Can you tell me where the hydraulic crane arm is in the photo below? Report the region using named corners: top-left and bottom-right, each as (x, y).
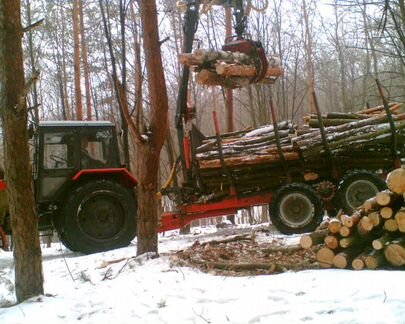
top-left (175, 0), bottom-right (268, 183)
top-left (175, 0), bottom-right (246, 129)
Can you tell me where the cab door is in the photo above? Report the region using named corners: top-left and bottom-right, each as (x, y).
top-left (36, 129), bottom-right (78, 203)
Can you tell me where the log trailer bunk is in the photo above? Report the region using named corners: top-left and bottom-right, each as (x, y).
top-left (158, 0), bottom-right (390, 234)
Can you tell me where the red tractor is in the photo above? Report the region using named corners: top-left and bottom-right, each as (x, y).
top-left (0, 121), bottom-right (138, 254)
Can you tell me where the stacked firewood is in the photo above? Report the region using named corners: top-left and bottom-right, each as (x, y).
top-left (300, 168), bottom-right (405, 269)
top-left (179, 49), bottom-right (283, 88)
top-left (195, 103), bottom-right (405, 197)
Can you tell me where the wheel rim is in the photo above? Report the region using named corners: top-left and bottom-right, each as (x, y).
top-left (78, 191), bottom-right (125, 240)
top-left (279, 192), bottom-right (314, 228)
top-left (345, 180), bottom-right (378, 210)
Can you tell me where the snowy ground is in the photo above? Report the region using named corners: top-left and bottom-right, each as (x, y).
top-left (1, 225), bottom-right (405, 324)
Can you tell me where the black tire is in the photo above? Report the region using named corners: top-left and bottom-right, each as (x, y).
top-left (269, 183), bottom-right (324, 234)
top-left (336, 170), bottom-right (386, 214)
top-left (56, 180), bottom-right (137, 254)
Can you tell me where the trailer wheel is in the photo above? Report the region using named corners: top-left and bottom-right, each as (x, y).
top-left (269, 183), bottom-right (324, 234)
top-left (57, 180), bottom-right (137, 254)
top-left (336, 170), bottom-right (386, 214)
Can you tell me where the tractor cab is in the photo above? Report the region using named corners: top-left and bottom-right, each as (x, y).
top-left (33, 121), bottom-right (121, 204)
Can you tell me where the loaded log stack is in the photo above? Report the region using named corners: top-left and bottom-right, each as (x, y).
top-left (301, 168), bottom-right (405, 269)
top-left (195, 102), bottom-right (405, 199)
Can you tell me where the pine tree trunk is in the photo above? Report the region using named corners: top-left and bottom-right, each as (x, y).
top-left (73, 0), bottom-right (83, 120)
top-left (302, 0), bottom-right (315, 113)
top-left (24, 0), bottom-right (39, 124)
top-left (0, 1), bottom-right (44, 303)
top-left (137, 146), bottom-right (160, 254)
top-left (78, 0), bottom-right (92, 120)
top-left (60, 5), bottom-right (72, 120)
top-left (136, 0), bottom-right (169, 255)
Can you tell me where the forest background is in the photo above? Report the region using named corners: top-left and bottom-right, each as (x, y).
top-left (13, 0), bottom-right (405, 188)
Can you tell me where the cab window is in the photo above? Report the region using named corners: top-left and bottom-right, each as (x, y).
top-left (81, 129), bottom-right (114, 168)
top-left (43, 133), bottom-right (74, 169)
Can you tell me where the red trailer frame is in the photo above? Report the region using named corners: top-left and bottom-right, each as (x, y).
top-left (159, 192), bottom-right (273, 232)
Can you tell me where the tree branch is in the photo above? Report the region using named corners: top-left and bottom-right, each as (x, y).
top-left (115, 77), bottom-right (146, 145)
top-left (23, 18), bottom-right (44, 33)
top-left (16, 70), bottom-right (40, 112)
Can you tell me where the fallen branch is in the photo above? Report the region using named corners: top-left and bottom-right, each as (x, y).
top-left (97, 257), bottom-right (127, 269)
top-left (194, 234), bottom-right (252, 248)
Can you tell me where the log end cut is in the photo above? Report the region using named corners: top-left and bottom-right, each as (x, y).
top-left (384, 243), bottom-right (405, 266)
top-left (316, 247), bottom-right (335, 268)
top-left (386, 168), bottom-right (405, 195)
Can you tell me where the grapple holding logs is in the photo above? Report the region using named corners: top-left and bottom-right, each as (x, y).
top-left (221, 38), bottom-right (269, 84)
top-left (177, 0), bottom-right (281, 88)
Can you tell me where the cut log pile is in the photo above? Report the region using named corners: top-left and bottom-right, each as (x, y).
top-left (179, 49), bottom-right (283, 88)
top-left (195, 103), bottom-right (405, 198)
top-left (300, 168), bottom-right (405, 269)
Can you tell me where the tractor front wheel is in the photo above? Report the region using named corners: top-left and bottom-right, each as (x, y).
top-left (56, 180), bottom-right (137, 254)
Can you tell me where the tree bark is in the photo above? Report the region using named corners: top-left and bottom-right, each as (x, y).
top-left (0, 1), bottom-right (44, 303)
top-left (302, 0), bottom-right (315, 113)
top-left (24, 0), bottom-right (39, 124)
top-left (73, 0), bottom-right (83, 120)
top-left (136, 0), bottom-right (169, 255)
top-left (78, 0), bottom-right (92, 120)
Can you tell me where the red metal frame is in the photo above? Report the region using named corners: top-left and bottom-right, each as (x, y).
top-left (159, 192), bottom-right (273, 232)
top-left (72, 168), bottom-right (138, 186)
top-left (0, 180), bottom-right (6, 191)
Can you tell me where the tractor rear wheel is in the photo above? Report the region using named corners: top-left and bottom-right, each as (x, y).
top-left (56, 180), bottom-right (137, 254)
top-left (336, 169), bottom-right (386, 214)
top-left (269, 183), bottom-right (324, 234)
